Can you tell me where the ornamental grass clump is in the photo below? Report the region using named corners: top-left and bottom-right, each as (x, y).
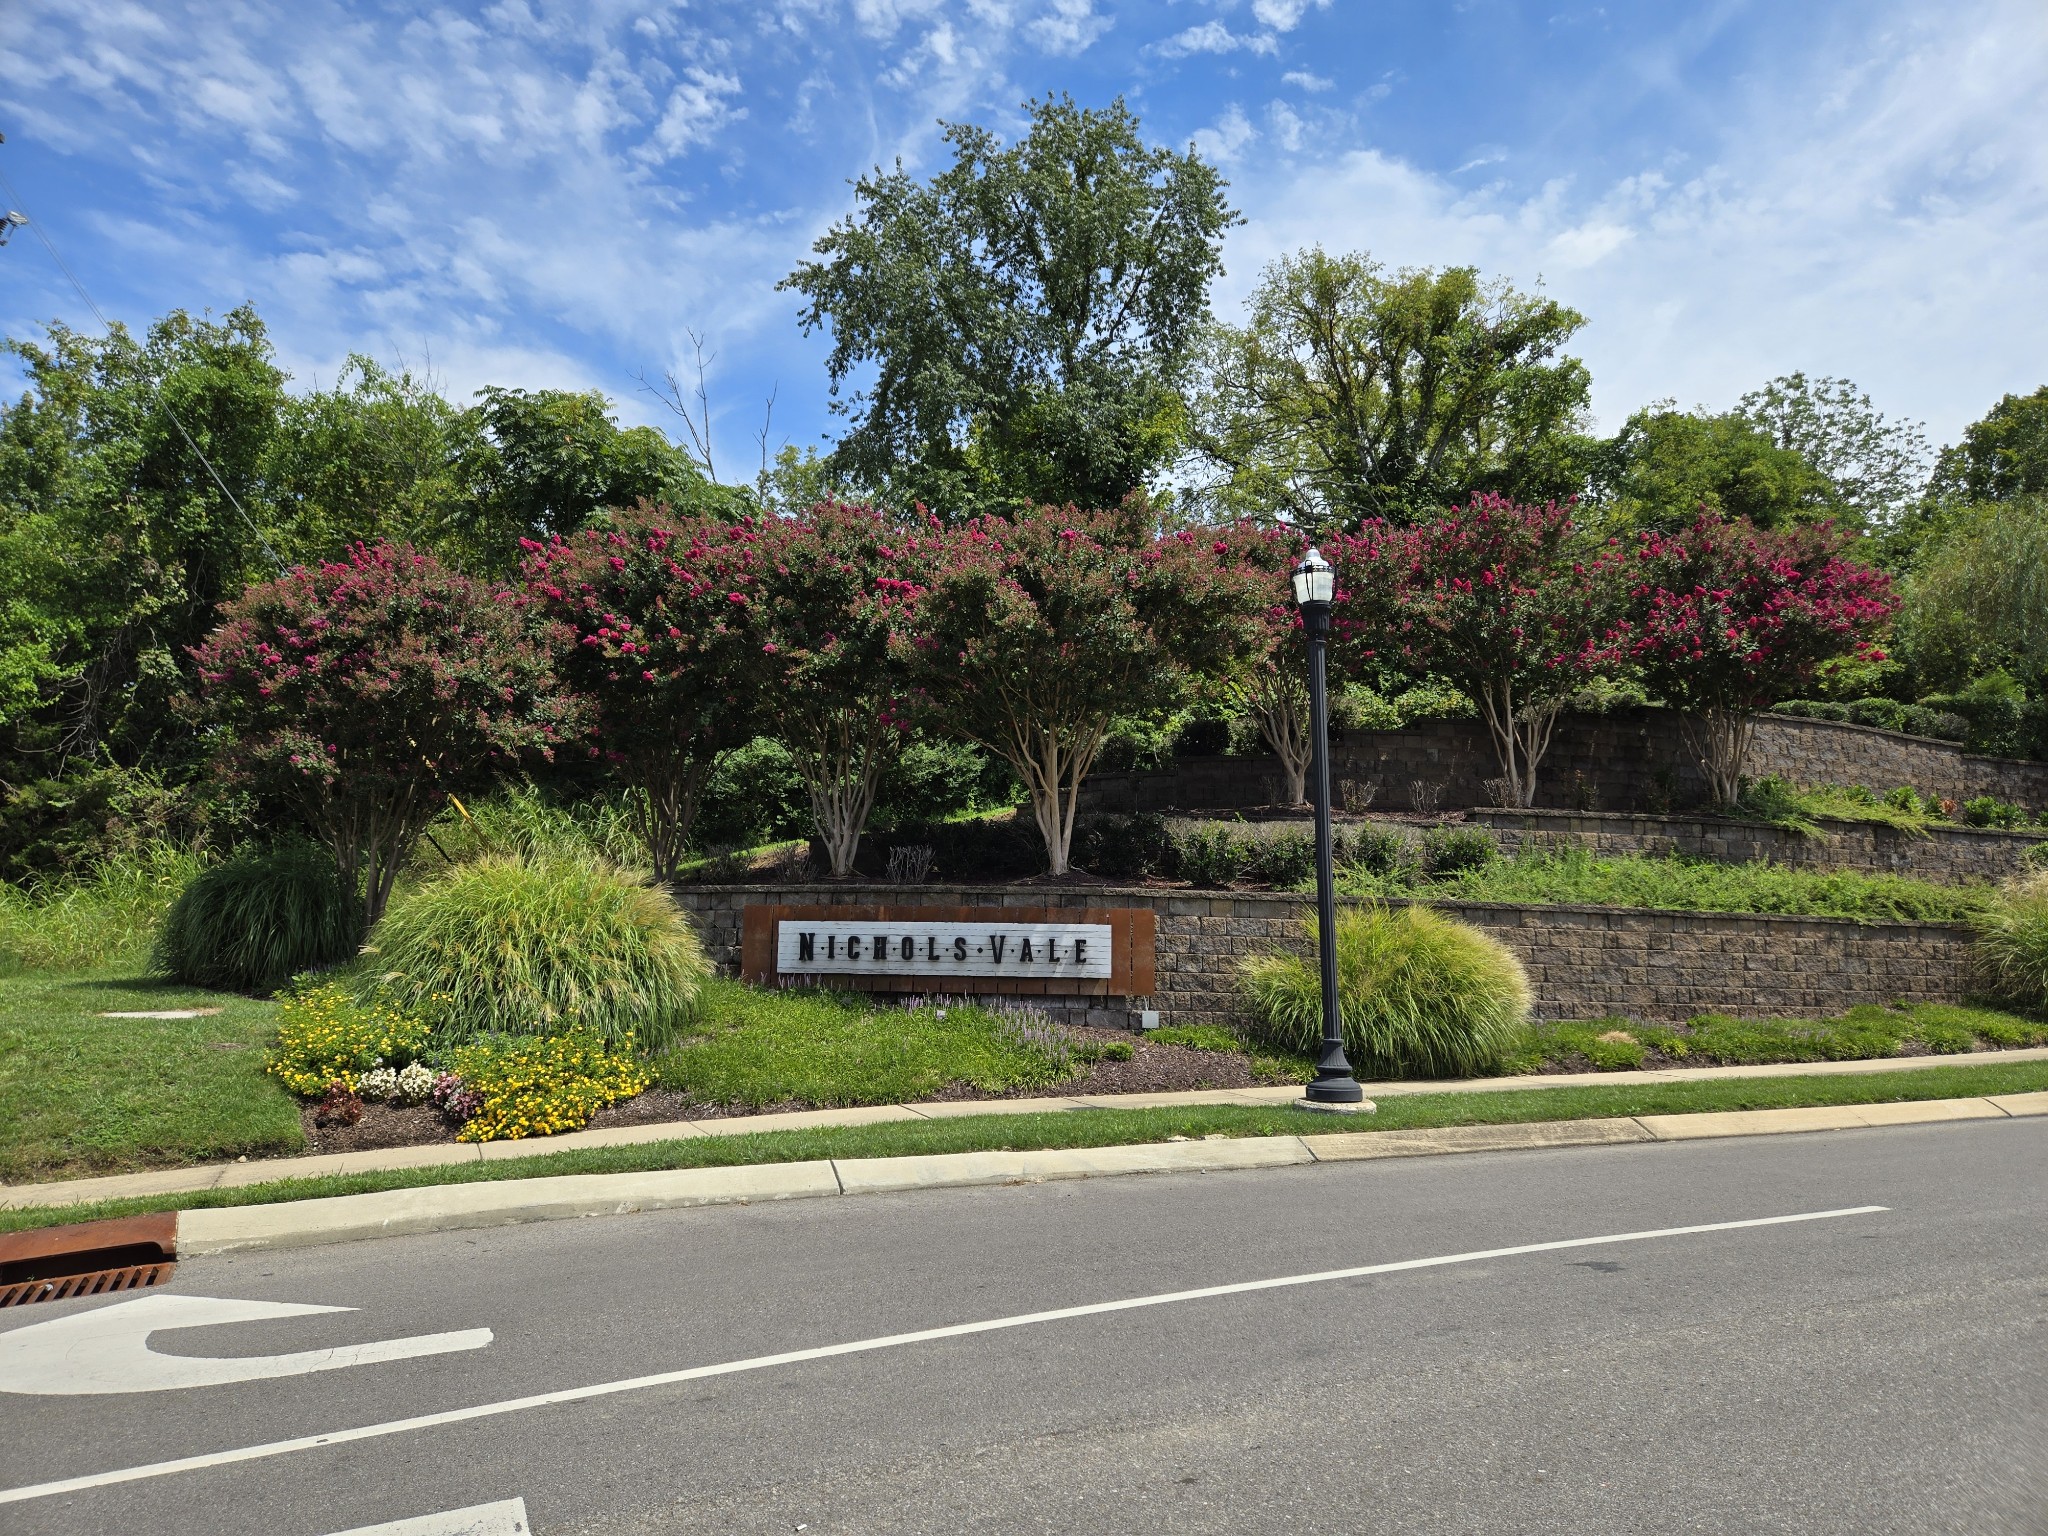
top-left (1238, 904), bottom-right (1531, 1079)
top-left (1969, 873), bottom-right (2048, 1010)
top-left (363, 853), bottom-right (706, 1050)
top-left (153, 840), bottom-right (361, 994)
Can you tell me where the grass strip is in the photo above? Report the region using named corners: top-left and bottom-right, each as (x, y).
top-left (5, 1057), bottom-right (2044, 1235)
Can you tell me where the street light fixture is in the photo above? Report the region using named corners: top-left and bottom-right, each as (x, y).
top-left (1293, 546), bottom-right (1366, 1108)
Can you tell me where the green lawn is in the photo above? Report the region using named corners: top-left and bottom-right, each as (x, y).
top-left (0, 972), bottom-right (302, 1182)
top-left (1510, 1003), bottom-right (2048, 1072)
top-left (7, 1056), bottom-right (2044, 1234)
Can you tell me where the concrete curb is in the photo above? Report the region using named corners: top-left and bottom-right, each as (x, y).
top-left (10, 1044), bottom-right (2048, 1213)
top-left (158, 1091), bottom-right (2047, 1258)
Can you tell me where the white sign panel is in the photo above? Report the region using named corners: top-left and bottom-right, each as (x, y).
top-left (776, 919), bottom-right (1113, 980)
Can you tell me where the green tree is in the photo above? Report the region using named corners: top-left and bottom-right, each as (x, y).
top-left (1733, 373), bottom-right (1929, 534)
top-left (264, 356), bottom-right (474, 564)
top-left (1189, 249), bottom-right (1591, 528)
top-left (1898, 496), bottom-right (2048, 691)
top-left (1587, 404), bottom-right (1837, 536)
top-left (783, 94), bottom-right (1235, 517)
top-left (459, 387), bottom-right (743, 563)
top-left (0, 306), bottom-right (288, 771)
top-left (1928, 386), bottom-right (2048, 504)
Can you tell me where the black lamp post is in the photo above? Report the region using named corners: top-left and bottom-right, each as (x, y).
top-left (1293, 547), bottom-right (1365, 1107)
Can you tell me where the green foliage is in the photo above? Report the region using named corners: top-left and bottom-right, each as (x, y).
top-left (266, 982), bottom-right (430, 1097)
top-left (1898, 497), bottom-right (2048, 691)
top-left (1929, 386), bottom-right (2048, 505)
top-left (1247, 830), bottom-right (1316, 887)
top-left (0, 764), bottom-right (237, 884)
top-left (1421, 825), bottom-right (1498, 876)
top-left (363, 853), bottom-right (707, 1050)
top-left (1961, 796), bottom-right (2030, 830)
top-left (1149, 1023), bottom-right (1246, 1053)
top-left (1341, 824), bottom-right (1414, 879)
top-left (1506, 1003), bottom-right (2047, 1073)
top-left (874, 735), bottom-right (1020, 826)
top-left (784, 94), bottom-right (1235, 515)
top-left (1239, 905), bottom-right (1531, 1078)
top-left (1175, 824), bottom-right (1251, 887)
top-left (1737, 776), bottom-right (1944, 838)
top-left (423, 786), bottom-right (645, 869)
top-left (0, 844), bottom-right (204, 974)
top-left (1191, 248), bottom-right (1591, 525)
top-left (1732, 373), bottom-right (1930, 534)
top-left (1075, 812), bottom-right (1174, 879)
top-left (450, 1028), bottom-right (651, 1142)
top-left (1589, 404), bottom-right (1841, 534)
top-left (652, 979), bottom-right (1079, 1108)
top-left (694, 738), bottom-right (811, 851)
top-left (153, 840), bottom-right (360, 994)
top-left (1345, 843), bottom-right (1990, 923)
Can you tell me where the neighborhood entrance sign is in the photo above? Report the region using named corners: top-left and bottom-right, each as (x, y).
top-left (741, 904), bottom-right (1156, 996)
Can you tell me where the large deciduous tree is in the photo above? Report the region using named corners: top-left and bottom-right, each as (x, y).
top-left (521, 503), bottom-right (777, 879)
top-left (1190, 249), bottom-right (1591, 528)
top-left (756, 502), bottom-right (933, 876)
top-left (1585, 405), bottom-right (1840, 536)
top-left (1341, 495), bottom-right (1626, 808)
top-left (782, 94), bottom-right (1236, 517)
top-left (1628, 514), bottom-right (1896, 805)
top-left (1733, 373), bottom-right (1930, 535)
top-left (902, 502), bottom-right (1265, 875)
top-left (190, 543), bottom-right (576, 930)
top-left (1928, 385), bottom-right (2048, 506)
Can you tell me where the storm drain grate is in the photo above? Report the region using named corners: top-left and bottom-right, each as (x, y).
top-left (0, 1260), bottom-right (177, 1308)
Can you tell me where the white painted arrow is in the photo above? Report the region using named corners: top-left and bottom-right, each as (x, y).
top-left (0, 1293), bottom-right (493, 1395)
top-left (326, 1498), bottom-right (529, 1535)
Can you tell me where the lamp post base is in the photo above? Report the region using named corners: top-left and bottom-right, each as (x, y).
top-left (1293, 1097), bottom-right (1378, 1114)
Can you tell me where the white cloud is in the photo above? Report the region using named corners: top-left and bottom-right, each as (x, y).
top-left (638, 68), bottom-right (745, 163)
top-left (1153, 20), bottom-right (1277, 58)
top-left (1193, 104), bottom-right (1257, 163)
top-left (1251, 0), bottom-right (1330, 32)
top-left (1026, 0), bottom-right (1110, 55)
top-left (1282, 70), bottom-right (1333, 91)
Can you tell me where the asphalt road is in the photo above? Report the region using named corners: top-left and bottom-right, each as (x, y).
top-left (3, 1118), bottom-right (2044, 1535)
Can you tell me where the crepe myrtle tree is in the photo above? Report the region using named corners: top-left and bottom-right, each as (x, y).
top-left (1630, 513), bottom-right (1895, 805)
top-left (1341, 494), bottom-right (1627, 808)
top-left (521, 502), bottom-right (778, 880)
top-left (1210, 521), bottom-right (1318, 805)
top-left (190, 542), bottom-right (578, 931)
top-left (756, 502), bottom-right (935, 877)
top-left (902, 501), bottom-right (1268, 875)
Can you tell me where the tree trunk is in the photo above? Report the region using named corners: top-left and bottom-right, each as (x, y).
top-left (623, 750), bottom-right (714, 882)
top-left (1474, 680), bottom-right (1562, 809)
top-left (1243, 662), bottom-right (1311, 806)
top-left (1006, 718), bottom-right (1107, 877)
top-left (1683, 708), bottom-right (1754, 807)
top-left (789, 703), bottom-right (898, 878)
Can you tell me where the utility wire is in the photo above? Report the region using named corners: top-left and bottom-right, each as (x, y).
top-left (0, 161), bottom-right (288, 573)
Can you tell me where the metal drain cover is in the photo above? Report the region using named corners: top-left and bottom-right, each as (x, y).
top-left (0, 1262), bottom-right (176, 1308)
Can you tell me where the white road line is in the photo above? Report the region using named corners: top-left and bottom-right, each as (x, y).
top-left (0, 1205), bottom-right (1886, 1507)
top-left (326, 1497), bottom-right (529, 1534)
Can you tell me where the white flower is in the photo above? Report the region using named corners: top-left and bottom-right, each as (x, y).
top-left (358, 1066), bottom-right (400, 1101)
top-left (395, 1061), bottom-right (435, 1105)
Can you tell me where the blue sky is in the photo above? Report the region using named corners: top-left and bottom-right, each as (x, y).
top-left (3, 0), bottom-right (2044, 475)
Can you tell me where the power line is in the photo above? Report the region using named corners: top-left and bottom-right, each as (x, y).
top-left (0, 154), bottom-right (287, 573)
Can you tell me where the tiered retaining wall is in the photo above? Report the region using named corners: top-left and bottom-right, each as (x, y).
top-left (1079, 709), bottom-right (2048, 817)
top-left (675, 883), bottom-right (1975, 1029)
top-left (1463, 808), bottom-right (2045, 884)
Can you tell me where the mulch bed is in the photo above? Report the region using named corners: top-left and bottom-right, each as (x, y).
top-left (297, 1032), bottom-right (1282, 1156)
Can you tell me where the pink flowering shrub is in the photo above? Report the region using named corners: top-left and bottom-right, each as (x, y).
top-left (521, 503), bottom-right (779, 879)
top-left (900, 500), bottom-right (1268, 875)
top-left (1338, 495), bottom-right (1627, 807)
top-left (190, 543), bottom-right (576, 928)
top-left (1629, 513), bottom-right (1896, 804)
top-left (754, 502), bottom-right (935, 876)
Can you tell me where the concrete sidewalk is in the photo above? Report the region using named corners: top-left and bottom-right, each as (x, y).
top-left (8, 1044), bottom-right (2048, 1213)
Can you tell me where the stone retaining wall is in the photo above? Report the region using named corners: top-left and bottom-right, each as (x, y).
top-left (674, 883), bottom-right (1975, 1029)
top-left (1462, 808), bottom-right (2045, 884)
top-left (1079, 709), bottom-right (2048, 818)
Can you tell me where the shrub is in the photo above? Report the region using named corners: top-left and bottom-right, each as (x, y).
top-left (1845, 698), bottom-right (1907, 732)
top-left (1075, 813), bottom-right (1174, 880)
top-left (1150, 1023), bottom-right (1246, 1052)
top-left (852, 815), bottom-right (1044, 881)
top-left (1971, 874), bottom-right (2048, 1008)
top-left (1340, 825), bottom-right (1412, 879)
top-left (1172, 715), bottom-right (1233, 759)
top-left (268, 983), bottom-right (430, 1097)
top-left (363, 853), bottom-right (707, 1050)
top-left (1175, 825), bottom-right (1251, 887)
top-left (152, 840), bottom-right (361, 994)
top-left (1897, 706), bottom-right (1969, 743)
top-left (1961, 796), bottom-right (2030, 830)
top-left (448, 1028), bottom-right (652, 1142)
top-left (1772, 699), bottom-right (1851, 722)
top-left (1246, 830), bottom-right (1316, 887)
top-left (0, 844), bottom-right (204, 974)
top-left (1421, 825), bottom-right (1498, 877)
top-left (1238, 905), bottom-right (1531, 1078)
